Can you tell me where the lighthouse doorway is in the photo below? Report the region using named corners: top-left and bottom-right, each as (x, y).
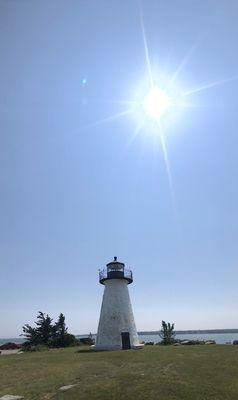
top-left (121, 332), bottom-right (131, 350)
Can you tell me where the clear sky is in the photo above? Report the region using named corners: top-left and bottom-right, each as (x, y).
top-left (1, 0), bottom-right (238, 337)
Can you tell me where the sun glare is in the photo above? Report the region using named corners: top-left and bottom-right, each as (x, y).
top-left (143, 86), bottom-right (171, 121)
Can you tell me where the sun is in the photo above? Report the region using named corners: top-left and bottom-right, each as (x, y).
top-left (143, 86), bottom-right (171, 121)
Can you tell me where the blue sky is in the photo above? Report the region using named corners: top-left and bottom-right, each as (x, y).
top-left (1, 0), bottom-right (238, 337)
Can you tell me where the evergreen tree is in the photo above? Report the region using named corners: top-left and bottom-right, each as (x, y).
top-left (22, 311), bottom-right (76, 348)
top-left (52, 313), bottom-right (69, 347)
top-left (55, 313), bottom-right (67, 337)
top-left (159, 320), bottom-right (176, 345)
top-left (35, 312), bottom-right (54, 345)
top-left (22, 324), bottom-right (39, 345)
top-left (22, 311), bottom-right (54, 345)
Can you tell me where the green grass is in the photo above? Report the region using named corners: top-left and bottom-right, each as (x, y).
top-left (1, 345), bottom-right (238, 400)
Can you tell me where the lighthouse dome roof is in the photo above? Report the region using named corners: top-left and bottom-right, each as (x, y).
top-left (106, 256), bottom-right (125, 269)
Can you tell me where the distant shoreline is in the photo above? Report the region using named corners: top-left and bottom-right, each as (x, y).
top-left (76, 329), bottom-right (238, 337)
top-left (79, 329), bottom-right (238, 336)
top-left (138, 329), bottom-right (238, 335)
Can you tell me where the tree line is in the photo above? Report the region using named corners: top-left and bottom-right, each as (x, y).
top-left (22, 311), bottom-right (77, 348)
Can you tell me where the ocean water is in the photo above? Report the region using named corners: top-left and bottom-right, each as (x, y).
top-left (1, 332), bottom-right (238, 346)
top-left (139, 333), bottom-right (238, 344)
top-left (76, 332), bottom-right (238, 344)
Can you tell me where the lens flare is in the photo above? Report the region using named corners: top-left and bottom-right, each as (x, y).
top-left (143, 86), bottom-right (171, 120)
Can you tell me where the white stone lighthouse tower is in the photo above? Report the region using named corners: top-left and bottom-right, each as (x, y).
top-left (95, 257), bottom-right (142, 350)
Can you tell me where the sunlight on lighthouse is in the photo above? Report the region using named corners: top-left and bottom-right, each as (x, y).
top-left (143, 86), bottom-right (171, 121)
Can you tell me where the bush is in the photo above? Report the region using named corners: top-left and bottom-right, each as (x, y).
top-left (50, 333), bottom-right (78, 348)
top-left (22, 343), bottom-right (49, 352)
top-left (233, 340), bottom-right (238, 345)
top-left (78, 337), bottom-right (94, 346)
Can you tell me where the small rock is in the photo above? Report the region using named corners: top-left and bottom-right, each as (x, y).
top-left (0, 396), bottom-right (24, 400)
top-left (58, 384), bottom-right (77, 391)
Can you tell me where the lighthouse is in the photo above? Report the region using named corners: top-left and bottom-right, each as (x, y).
top-left (94, 257), bottom-right (142, 350)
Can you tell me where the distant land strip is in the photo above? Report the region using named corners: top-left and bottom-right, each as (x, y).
top-left (77, 329), bottom-right (238, 336)
top-left (138, 329), bottom-right (238, 335)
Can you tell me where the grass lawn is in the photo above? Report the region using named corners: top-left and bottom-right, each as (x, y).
top-left (1, 345), bottom-right (238, 400)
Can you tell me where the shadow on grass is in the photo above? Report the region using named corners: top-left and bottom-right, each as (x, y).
top-left (76, 349), bottom-right (109, 353)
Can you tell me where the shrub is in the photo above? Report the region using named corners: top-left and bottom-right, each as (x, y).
top-left (78, 337), bottom-right (94, 346)
top-left (22, 343), bottom-right (49, 352)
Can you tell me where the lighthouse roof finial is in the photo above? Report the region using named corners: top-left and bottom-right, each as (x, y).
top-left (106, 257), bottom-right (125, 269)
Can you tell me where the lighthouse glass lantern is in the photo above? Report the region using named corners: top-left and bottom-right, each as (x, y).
top-left (94, 257), bottom-right (142, 350)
